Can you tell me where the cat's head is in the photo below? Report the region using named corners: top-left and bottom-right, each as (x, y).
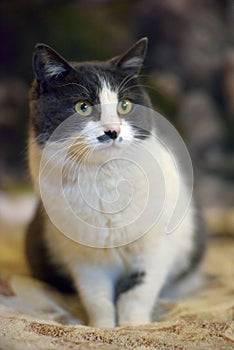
top-left (29, 38), bottom-right (153, 164)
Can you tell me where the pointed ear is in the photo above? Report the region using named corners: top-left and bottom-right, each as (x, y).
top-left (33, 44), bottom-right (71, 83)
top-left (111, 37), bottom-right (148, 76)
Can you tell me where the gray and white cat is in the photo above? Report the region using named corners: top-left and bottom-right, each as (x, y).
top-left (26, 38), bottom-right (206, 328)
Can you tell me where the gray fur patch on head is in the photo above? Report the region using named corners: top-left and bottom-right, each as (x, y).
top-left (30, 39), bottom-right (153, 145)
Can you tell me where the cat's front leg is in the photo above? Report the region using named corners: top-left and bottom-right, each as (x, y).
top-left (72, 266), bottom-right (116, 328)
top-left (117, 267), bottom-right (166, 327)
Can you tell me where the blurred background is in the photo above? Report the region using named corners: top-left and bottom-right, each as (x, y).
top-left (0, 0), bottom-right (234, 225)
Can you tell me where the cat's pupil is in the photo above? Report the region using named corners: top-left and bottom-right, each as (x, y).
top-left (121, 101), bottom-right (128, 110)
top-left (81, 103), bottom-right (88, 111)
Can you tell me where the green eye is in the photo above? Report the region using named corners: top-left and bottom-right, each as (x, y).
top-left (117, 99), bottom-right (132, 115)
top-left (75, 101), bottom-right (92, 116)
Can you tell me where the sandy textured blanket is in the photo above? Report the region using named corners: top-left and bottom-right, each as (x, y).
top-left (0, 193), bottom-right (233, 349)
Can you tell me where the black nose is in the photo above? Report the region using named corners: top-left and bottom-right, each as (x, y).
top-left (97, 130), bottom-right (118, 143)
top-left (104, 130), bottom-right (118, 140)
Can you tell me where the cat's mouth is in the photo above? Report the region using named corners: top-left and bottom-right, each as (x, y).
top-left (97, 137), bottom-right (124, 149)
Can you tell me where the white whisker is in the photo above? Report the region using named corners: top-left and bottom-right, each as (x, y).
top-left (54, 82), bottom-right (90, 95)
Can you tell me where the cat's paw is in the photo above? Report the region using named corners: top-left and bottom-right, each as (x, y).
top-left (89, 318), bottom-right (115, 328)
top-left (117, 297), bottom-right (151, 326)
top-left (118, 313), bottom-right (150, 327)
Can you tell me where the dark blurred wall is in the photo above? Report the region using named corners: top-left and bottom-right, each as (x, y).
top-left (0, 0), bottom-right (233, 208)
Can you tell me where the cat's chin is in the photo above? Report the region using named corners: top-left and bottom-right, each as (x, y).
top-left (88, 140), bottom-right (130, 164)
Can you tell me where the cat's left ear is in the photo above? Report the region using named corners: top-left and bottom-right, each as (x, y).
top-left (111, 37), bottom-right (148, 76)
top-left (33, 44), bottom-right (72, 83)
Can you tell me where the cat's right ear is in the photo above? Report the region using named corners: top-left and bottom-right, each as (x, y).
top-left (33, 44), bottom-right (71, 83)
top-left (111, 37), bottom-right (148, 76)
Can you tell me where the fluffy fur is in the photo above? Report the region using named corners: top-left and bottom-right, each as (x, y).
top-left (26, 38), bottom-right (206, 327)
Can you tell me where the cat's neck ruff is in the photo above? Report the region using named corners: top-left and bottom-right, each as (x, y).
top-left (39, 135), bottom-right (168, 248)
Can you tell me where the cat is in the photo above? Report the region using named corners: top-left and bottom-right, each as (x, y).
top-left (25, 38), bottom-right (206, 328)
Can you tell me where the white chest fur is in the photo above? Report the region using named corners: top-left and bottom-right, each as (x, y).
top-left (40, 134), bottom-right (194, 275)
top-left (41, 137), bottom-right (166, 247)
